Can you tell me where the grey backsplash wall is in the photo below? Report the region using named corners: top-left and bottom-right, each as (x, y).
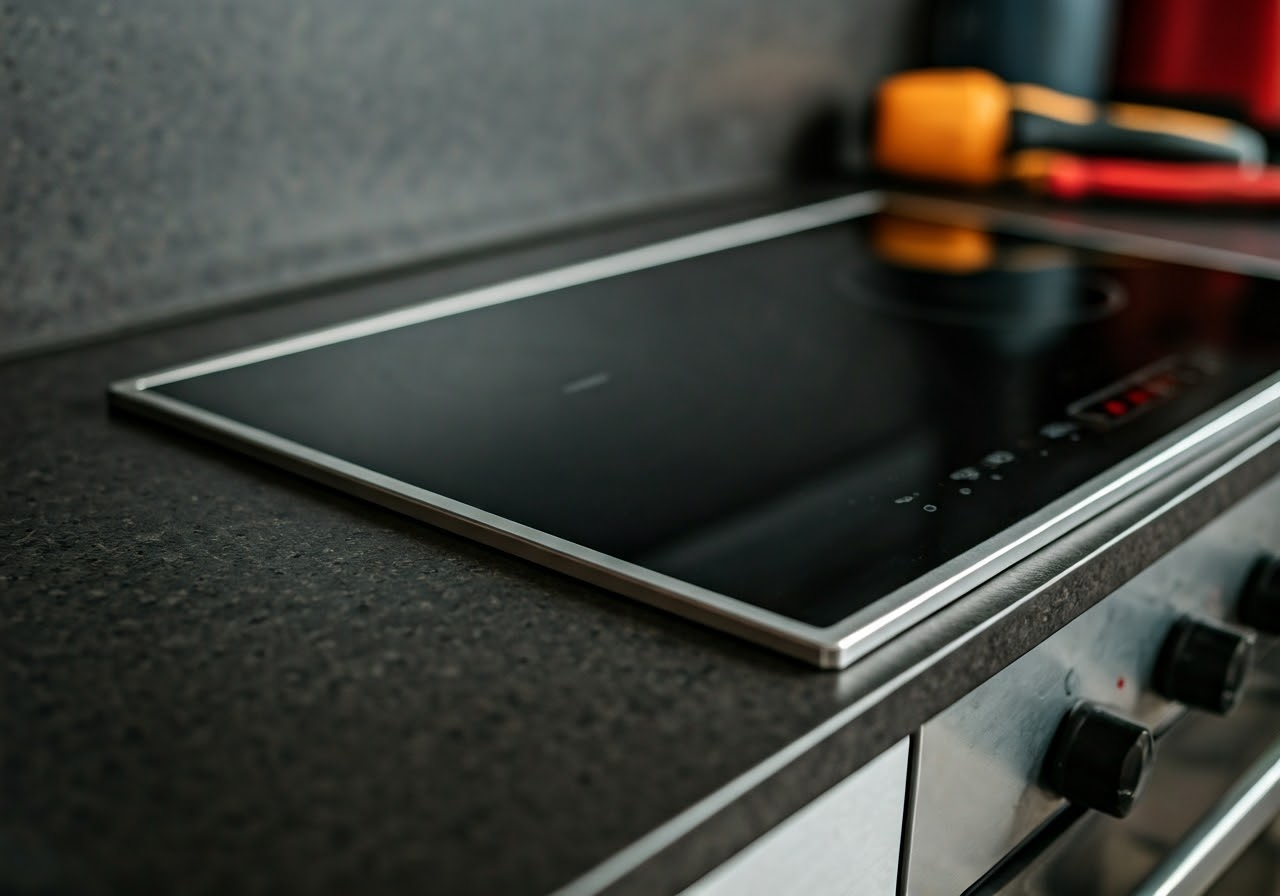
top-left (3, 0), bottom-right (922, 355)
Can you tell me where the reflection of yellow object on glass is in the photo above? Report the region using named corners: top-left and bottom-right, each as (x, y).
top-left (872, 212), bottom-right (1077, 275)
top-left (871, 216), bottom-right (994, 274)
top-left (866, 212), bottom-right (1106, 355)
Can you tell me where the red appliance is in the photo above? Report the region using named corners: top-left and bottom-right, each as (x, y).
top-left (1114, 0), bottom-right (1280, 132)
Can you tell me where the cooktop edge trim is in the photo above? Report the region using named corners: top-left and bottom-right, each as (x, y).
top-left (121, 191), bottom-right (886, 392)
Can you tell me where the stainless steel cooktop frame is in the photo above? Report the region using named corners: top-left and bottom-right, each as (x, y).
top-left (109, 191), bottom-right (1280, 669)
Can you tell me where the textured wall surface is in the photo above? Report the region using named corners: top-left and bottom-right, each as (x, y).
top-left (1, 0), bottom-right (921, 355)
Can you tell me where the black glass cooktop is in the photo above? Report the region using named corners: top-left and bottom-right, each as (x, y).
top-left (113, 195), bottom-right (1280, 667)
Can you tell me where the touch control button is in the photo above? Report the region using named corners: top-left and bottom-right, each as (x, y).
top-left (1237, 554), bottom-right (1280, 634)
top-left (1153, 617), bottom-right (1253, 714)
top-left (1042, 703), bottom-right (1153, 819)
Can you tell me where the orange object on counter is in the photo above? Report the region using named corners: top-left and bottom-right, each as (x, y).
top-left (872, 68), bottom-right (1266, 187)
top-left (874, 69), bottom-right (1012, 186)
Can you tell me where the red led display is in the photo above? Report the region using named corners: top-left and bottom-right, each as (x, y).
top-left (1068, 360), bottom-right (1204, 430)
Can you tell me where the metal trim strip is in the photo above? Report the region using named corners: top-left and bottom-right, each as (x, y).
top-left (1134, 737), bottom-right (1280, 896)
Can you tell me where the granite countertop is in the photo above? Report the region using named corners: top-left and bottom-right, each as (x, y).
top-left (6, 187), bottom-right (1280, 896)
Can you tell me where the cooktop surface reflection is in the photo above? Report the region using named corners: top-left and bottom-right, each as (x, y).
top-left (112, 193), bottom-right (1280, 667)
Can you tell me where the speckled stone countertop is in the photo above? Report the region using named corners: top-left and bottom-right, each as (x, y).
top-left (6, 189), bottom-right (1280, 896)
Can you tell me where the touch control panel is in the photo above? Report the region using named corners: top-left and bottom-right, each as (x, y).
top-left (905, 473), bottom-right (1280, 896)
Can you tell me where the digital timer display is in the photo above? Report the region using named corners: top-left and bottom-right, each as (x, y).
top-left (1068, 356), bottom-right (1214, 429)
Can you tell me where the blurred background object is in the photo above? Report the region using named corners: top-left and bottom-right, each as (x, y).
top-left (1114, 0), bottom-right (1280, 141)
top-left (869, 0), bottom-right (1280, 204)
top-left (930, 0), bottom-right (1118, 100)
top-left (872, 68), bottom-right (1265, 186)
top-left (928, 0), bottom-right (1280, 147)
top-left (1018, 156), bottom-right (1280, 205)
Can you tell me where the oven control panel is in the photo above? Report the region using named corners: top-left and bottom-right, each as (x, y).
top-left (905, 473), bottom-right (1280, 896)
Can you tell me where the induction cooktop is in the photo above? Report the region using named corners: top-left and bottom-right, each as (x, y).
top-left (111, 192), bottom-right (1280, 668)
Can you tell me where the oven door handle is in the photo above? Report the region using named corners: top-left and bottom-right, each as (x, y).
top-left (1133, 734), bottom-right (1280, 896)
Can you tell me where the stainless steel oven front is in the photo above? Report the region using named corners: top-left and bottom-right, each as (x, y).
top-left (905, 465), bottom-right (1280, 896)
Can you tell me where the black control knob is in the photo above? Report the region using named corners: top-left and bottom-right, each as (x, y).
top-left (1153, 617), bottom-right (1253, 714)
top-left (1042, 703), bottom-right (1153, 818)
top-left (1237, 554), bottom-right (1280, 634)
